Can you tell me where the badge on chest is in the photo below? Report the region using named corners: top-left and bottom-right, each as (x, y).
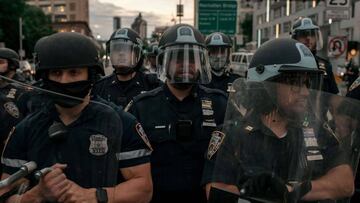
top-left (89, 134), bottom-right (108, 156)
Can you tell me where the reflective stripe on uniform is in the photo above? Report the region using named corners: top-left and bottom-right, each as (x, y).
top-left (116, 149), bottom-right (152, 161)
top-left (1, 158), bottom-right (28, 168)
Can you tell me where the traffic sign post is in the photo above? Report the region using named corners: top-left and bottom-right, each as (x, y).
top-left (325, 0), bottom-right (350, 20)
top-left (197, 0), bottom-right (237, 35)
top-left (328, 36), bottom-right (348, 58)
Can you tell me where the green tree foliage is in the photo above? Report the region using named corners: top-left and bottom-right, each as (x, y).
top-left (0, 0), bottom-right (54, 58)
top-left (241, 13), bottom-right (253, 44)
top-left (22, 5), bottom-right (55, 58)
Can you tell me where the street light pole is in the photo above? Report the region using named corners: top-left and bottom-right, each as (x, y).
top-left (179, 0), bottom-right (182, 24)
top-left (19, 17), bottom-right (23, 61)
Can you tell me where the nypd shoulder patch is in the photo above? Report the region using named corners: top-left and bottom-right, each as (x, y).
top-left (207, 130), bottom-right (225, 160)
top-left (4, 102), bottom-right (20, 118)
top-left (135, 123), bottom-right (153, 151)
top-left (349, 77), bottom-right (360, 92)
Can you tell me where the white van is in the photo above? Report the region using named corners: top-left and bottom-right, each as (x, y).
top-left (229, 52), bottom-right (254, 77)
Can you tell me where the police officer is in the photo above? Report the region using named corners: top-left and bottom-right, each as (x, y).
top-left (0, 32), bottom-right (153, 202)
top-left (0, 48), bottom-right (28, 83)
top-left (203, 38), bottom-right (354, 202)
top-left (92, 28), bottom-right (161, 109)
top-left (346, 76), bottom-right (360, 203)
top-left (291, 17), bottom-right (339, 95)
top-left (130, 24), bottom-right (227, 203)
top-left (0, 48), bottom-right (31, 154)
top-left (145, 42), bottom-right (159, 74)
top-left (203, 32), bottom-right (239, 94)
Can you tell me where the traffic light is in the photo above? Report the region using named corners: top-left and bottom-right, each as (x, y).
top-left (348, 41), bottom-right (359, 57)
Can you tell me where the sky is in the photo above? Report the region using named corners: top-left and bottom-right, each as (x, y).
top-left (89, 0), bottom-right (194, 40)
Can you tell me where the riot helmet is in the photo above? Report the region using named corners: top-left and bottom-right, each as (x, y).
top-left (205, 32), bottom-right (232, 76)
top-left (0, 48), bottom-right (19, 76)
top-left (291, 17), bottom-right (323, 54)
top-left (107, 28), bottom-right (144, 75)
top-left (157, 24), bottom-right (211, 85)
top-left (146, 42), bottom-right (159, 72)
top-left (247, 38), bottom-right (323, 116)
top-left (34, 32), bottom-right (104, 107)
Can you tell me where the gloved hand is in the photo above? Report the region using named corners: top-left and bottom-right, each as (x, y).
top-left (238, 173), bottom-right (288, 201)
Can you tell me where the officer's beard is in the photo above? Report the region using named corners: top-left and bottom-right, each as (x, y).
top-left (172, 83), bottom-right (193, 90)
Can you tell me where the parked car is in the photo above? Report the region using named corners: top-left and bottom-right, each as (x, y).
top-left (229, 52), bottom-right (253, 77)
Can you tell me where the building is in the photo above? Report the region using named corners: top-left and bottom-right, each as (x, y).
top-left (131, 13), bottom-right (147, 40)
top-left (252, 0), bottom-right (360, 68)
top-left (113, 16), bottom-right (121, 32)
top-left (25, 0), bottom-right (91, 36)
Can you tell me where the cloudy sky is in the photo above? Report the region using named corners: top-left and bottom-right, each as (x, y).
top-left (89, 0), bottom-right (194, 40)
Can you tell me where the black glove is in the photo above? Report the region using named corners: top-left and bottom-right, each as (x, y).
top-left (208, 187), bottom-right (240, 203)
top-left (238, 173), bottom-right (288, 201)
top-left (287, 181), bottom-right (312, 203)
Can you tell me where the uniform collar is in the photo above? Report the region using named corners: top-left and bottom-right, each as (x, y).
top-left (163, 83), bottom-right (199, 103)
top-left (109, 72), bottom-right (143, 88)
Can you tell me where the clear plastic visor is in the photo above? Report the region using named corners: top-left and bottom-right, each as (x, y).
top-left (293, 29), bottom-right (323, 51)
top-left (208, 47), bottom-right (230, 71)
top-left (157, 44), bottom-right (211, 84)
top-left (109, 39), bottom-right (141, 68)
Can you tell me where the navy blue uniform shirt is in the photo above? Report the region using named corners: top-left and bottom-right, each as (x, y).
top-left (204, 72), bottom-right (240, 95)
top-left (1, 97), bottom-right (151, 188)
top-left (130, 83), bottom-right (227, 203)
top-left (92, 71), bottom-right (161, 108)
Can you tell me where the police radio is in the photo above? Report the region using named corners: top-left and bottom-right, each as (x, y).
top-left (48, 121), bottom-right (67, 141)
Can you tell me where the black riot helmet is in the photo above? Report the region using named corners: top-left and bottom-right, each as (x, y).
top-left (146, 42), bottom-right (159, 57)
top-left (157, 24), bottom-right (211, 85)
top-left (205, 32), bottom-right (232, 76)
top-left (106, 28), bottom-right (144, 75)
top-left (0, 48), bottom-right (20, 70)
top-left (34, 32), bottom-right (104, 80)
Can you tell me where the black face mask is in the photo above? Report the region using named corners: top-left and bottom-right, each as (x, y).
top-left (114, 66), bottom-right (135, 75)
top-left (172, 83), bottom-right (193, 90)
top-left (43, 79), bottom-right (92, 108)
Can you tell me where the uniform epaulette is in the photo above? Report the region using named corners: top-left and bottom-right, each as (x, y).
top-left (94, 73), bottom-right (115, 85)
top-left (133, 86), bottom-right (163, 102)
top-left (199, 85), bottom-right (227, 97)
top-left (315, 55), bottom-right (329, 62)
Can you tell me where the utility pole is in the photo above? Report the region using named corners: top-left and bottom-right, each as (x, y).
top-left (19, 17), bottom-right (24, 61)
top-left (177, 0), bottom-right (183, 24)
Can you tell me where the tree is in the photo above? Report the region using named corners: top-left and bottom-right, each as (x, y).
top-left (241, 13), bottom-right (253, 45)
top-left (0, 0), bottom-right (26, 50)
top-left (0, 0), bottom-right (54, 59)
top-left (22, 5), bottom-right (55, 59)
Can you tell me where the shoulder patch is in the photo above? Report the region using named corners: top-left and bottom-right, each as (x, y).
top-left (4, 102), bottom-right (20, 118)
top-left (135, 123), bottom-right (153, 151)
top-left (349, 77), bottom-right (360, 92)
top-left (207, 131), bottom-right (225, 160)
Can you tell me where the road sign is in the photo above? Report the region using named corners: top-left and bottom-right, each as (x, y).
top-left (325, 0), bottom-right (350, 20)
top-left (326, 0), bottom-right (350, 8)
top-left (198, 0), bottom-right (237, 35)
top-left (328, 36), bottom-right (348, 58)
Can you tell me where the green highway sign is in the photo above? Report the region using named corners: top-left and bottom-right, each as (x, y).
top-left (198, 0), bottom-right (237, 35)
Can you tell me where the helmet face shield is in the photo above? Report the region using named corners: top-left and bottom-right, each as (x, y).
top-left (109, 39), bottom-right (142, 68)
top-left (293, 29), bottom-right (323, 51)
top-left (157, 44), bottom-right (211, 84)
top-left (275, 72), bottom-right (323, 91)
top-left (208, 46), bottom-right (230, 71)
